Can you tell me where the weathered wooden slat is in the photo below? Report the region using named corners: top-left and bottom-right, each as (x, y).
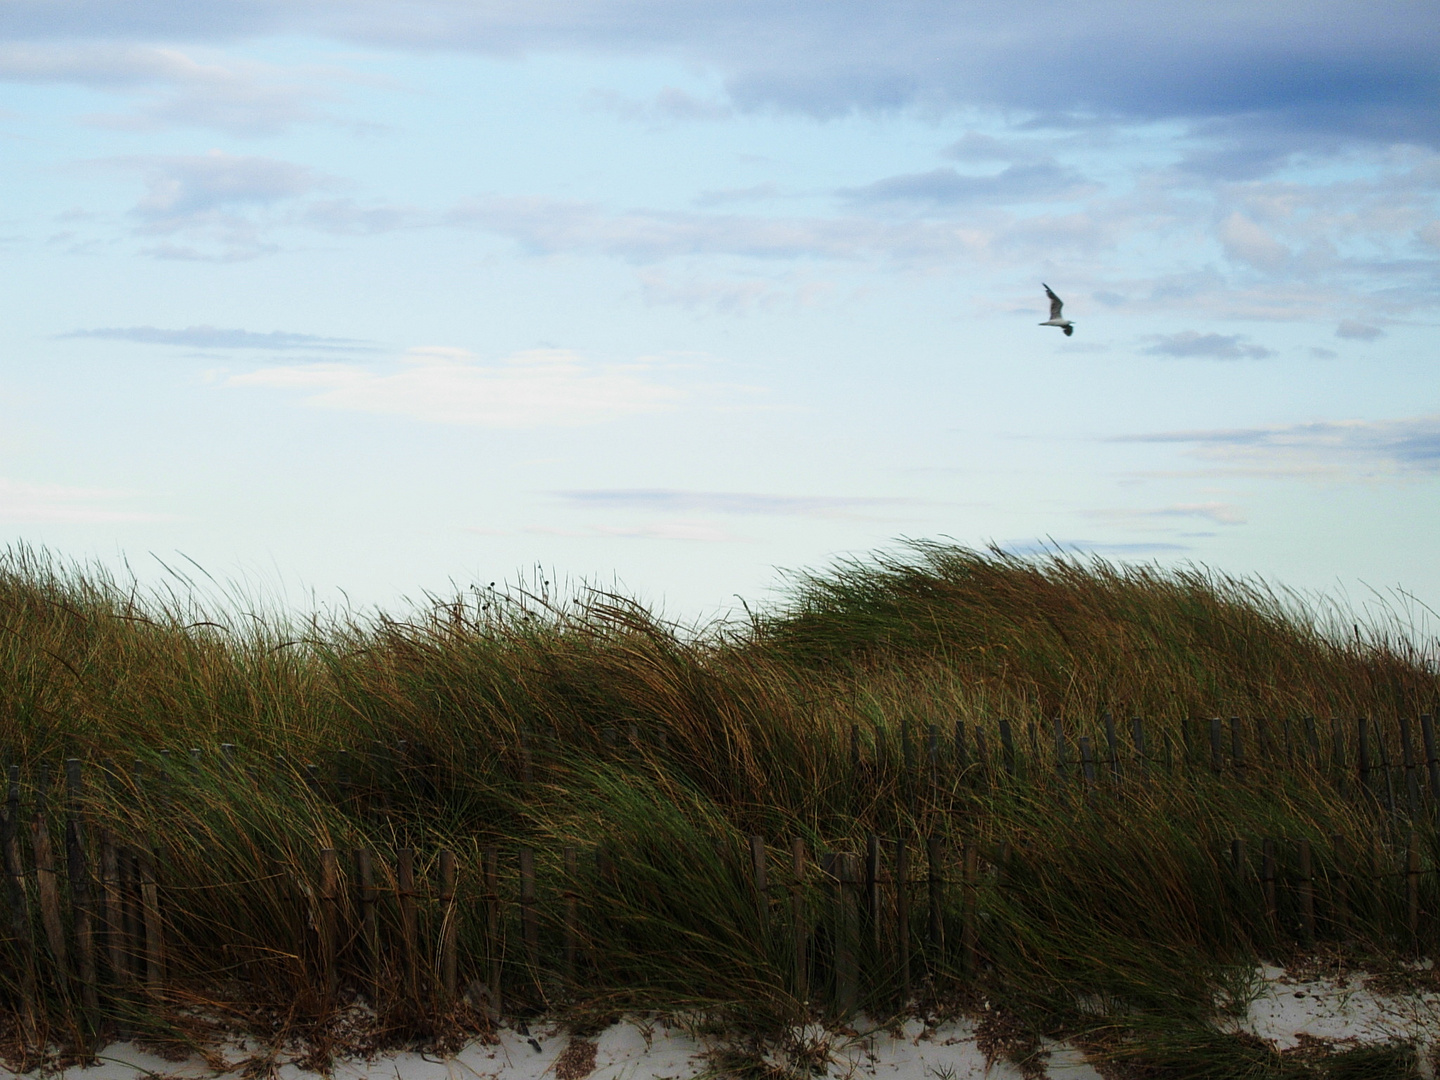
top-left (2, 764), bottom-right (38, 1041)
top-left (66, 759), bottom-right (99, 1019)
top-left (790, 837), bottom-right (807, 1003)
top-left (440, 849), bottom-right (458, 1003)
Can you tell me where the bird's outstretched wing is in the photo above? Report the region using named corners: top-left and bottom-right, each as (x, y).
top-left (1043, 283), bottom-right (1064, 321)
top-left (1063, 324), bottom-right (1073, 336)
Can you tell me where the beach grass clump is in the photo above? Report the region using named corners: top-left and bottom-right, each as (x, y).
top-left (0, 541), bottom-right (1437, 1072)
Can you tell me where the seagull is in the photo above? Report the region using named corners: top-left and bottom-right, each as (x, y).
top-left (1040, 284), bottom-right (1074, 336)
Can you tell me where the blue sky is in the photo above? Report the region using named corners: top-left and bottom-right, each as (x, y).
top-left (2, 1), bottom-right (1439, 619)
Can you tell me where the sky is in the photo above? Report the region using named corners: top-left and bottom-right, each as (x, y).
top-left (2, 1), bottom-right (1439, 622)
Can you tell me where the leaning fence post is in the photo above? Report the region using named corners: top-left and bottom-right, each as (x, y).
top-left (2, 764), bottom-right (38, 1042)
top-left (66, 759), bottom-right (99, 1021)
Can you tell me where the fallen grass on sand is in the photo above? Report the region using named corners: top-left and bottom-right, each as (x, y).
top-left (1, 540), bottom-right (1437, 1078)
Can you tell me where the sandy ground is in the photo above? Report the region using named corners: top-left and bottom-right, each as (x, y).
top-left (21, 965), bottom-right (1440, 1080)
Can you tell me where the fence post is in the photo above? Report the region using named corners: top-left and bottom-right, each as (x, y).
top-left (834, 853), bottom-right (858, 1017)
top-left (398, 848), bottom-right (419, 1003)
top-left (1131, 718), bottom-right (1147, 781)
top-left (64, 759), bottom-right (99, 1023)
top-left (1407, 832), bottom-right (1421, 952)
top-left (962, 844), bottom-right (979, 976)
top-left (1103, 713), bottom-right (1120, 783)
top-left (100, 832), bottom-right (125, 984)
top-left (927, 836), bottom-right (944, 961)
top-left (1373, 720), bottom-right (1398, 817)
top-left (1209, 718), bottom-right (1223, 775)
top-left (1298, 839), bottom-right (1314, 947)
top-left (1358, 718), bottom-right (1373, 802)
top-left (1421, 715), bottom-right (1440, 820)
top-left (137, 848), bottom-right (164, 992)
top-left (750, 836), bottom-right (769, 931)
top-left (895, 836), bottom-right (910, 1000)
top-left (791, 837), bottom-right (808, 1004)
top-left (865, 834), bottom-right (880, 955)
top-left (440, 849), bottom-right (458, 1004)
top-left (318, 848), bottom-right (338, 998)
top-left (1079, 736), bottom-right (1096, 792)
top-left (2, 764), bottom-right (38, 1042)
top-left (998, 719), bottom-right (1016, 779)
top-left (356, 848), bottom-right (379, 1003)
top-left (1261, 839), bottom-right (1277, 935)
top-left (1400, 717), bottom-right (1421, 819)
top-left (561, 847), bottom-right (578, 990)
top-left (1331, 834), bottom-right (1349, 941)
top-left (519, 848), bottom-right (539, 991)
top-left (485, 846), bottom-right (501, 1017)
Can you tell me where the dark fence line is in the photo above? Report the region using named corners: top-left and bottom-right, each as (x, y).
top-left (2, 751), bottom-right (1438, 1045)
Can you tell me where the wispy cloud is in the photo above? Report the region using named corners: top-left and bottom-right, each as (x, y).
top-left (1336, 320), bottom-right (1386, 341)
top-left (1142, 330), bottom-right (1275, 360)
top-left (60, 325), bottom-right (372, 350)
top-left (1116, 414), bottom-right (1440, 479)
top-left (526, 519), bottom-right (747, 542)
top-left (228, 347), bottom-right (687, 428)
top-left (555, 489), bottom-right (926, 519)
top-left (1002, 538), bottom-right (1192, 557)
top-left (840, 163), bottom-right (1089, 209)
top-left (1082, 502), bottom-right (1247, 526)
top-left (0, 477), bottom-right (166, 524)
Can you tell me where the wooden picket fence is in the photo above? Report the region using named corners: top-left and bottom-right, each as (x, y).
top-left (3, 711), bottom-right (1440, 1037)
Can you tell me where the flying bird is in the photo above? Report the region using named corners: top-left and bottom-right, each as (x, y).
top-left (1040, 284), bottom-right (1074, 336)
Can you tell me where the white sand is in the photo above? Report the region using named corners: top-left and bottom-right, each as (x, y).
top-left (25, 966), bottom-right (1439, 1080)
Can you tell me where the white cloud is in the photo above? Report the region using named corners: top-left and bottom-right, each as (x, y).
top-left (228, 347), bottom-right (688, 428)
top-left (1219, 211), bottom-right (1291, 271)
top-left (0, 477), bottom-right (165, 524)
top-left (0, 43), bottom-right (331, 135)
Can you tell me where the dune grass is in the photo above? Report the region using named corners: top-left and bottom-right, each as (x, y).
top-left (1, 541), bottom-right (1437, 1076)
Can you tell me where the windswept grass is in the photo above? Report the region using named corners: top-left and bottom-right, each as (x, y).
top-left (1, 541), bottom-right (1437, 1076)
